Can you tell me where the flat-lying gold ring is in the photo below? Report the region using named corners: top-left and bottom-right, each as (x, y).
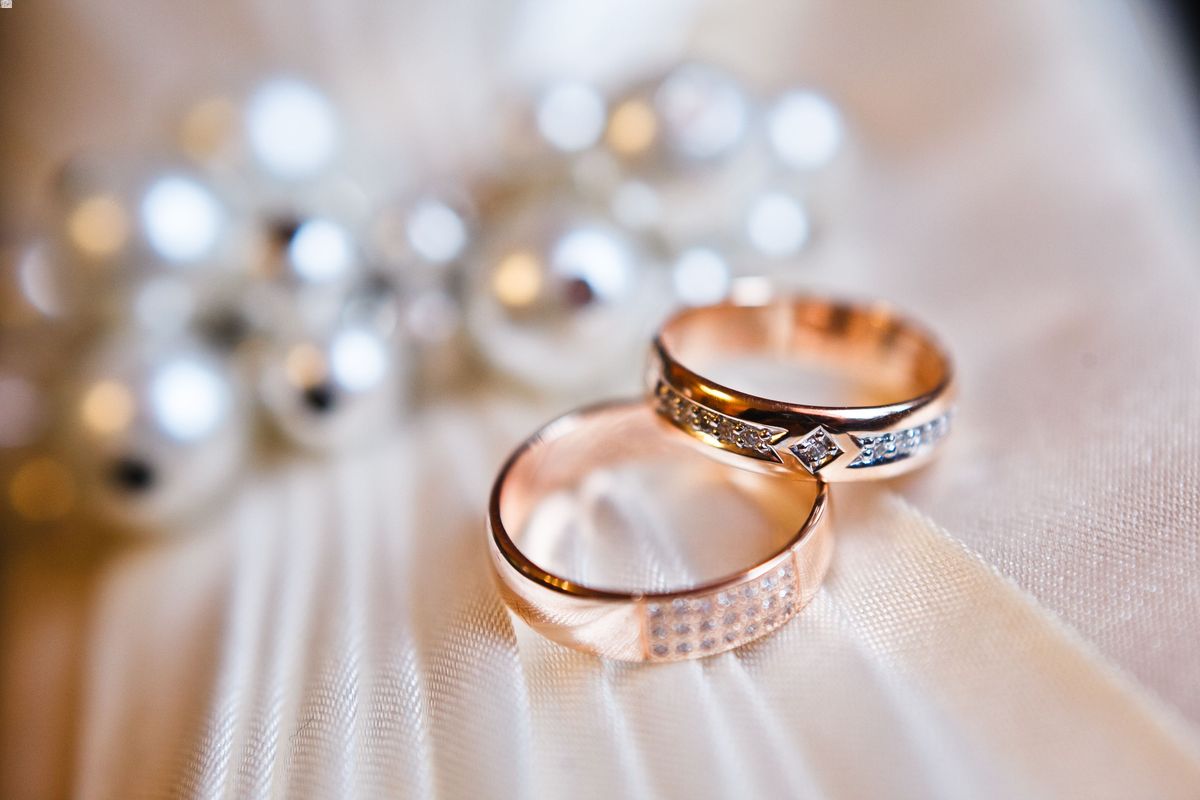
top-left (649, 288), bottom-right (956, 481)
top-left (488, 400), bottom-right (832, 662)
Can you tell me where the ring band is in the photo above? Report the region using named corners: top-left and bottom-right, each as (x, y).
top-left (488, 400), bottom-right (832, 662)
top-left (649, 289), bottom-right (956, 481)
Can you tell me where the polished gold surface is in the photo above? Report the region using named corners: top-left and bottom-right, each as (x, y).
top-left (488, 400), bottom-right (832, 662)
top-left (649, 291), bottom-right (956, 481)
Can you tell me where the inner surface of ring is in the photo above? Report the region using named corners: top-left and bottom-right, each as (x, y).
top-left (499, 403), bottom-right (820, 593)
top-left (659, 298), bottom-right (949, 407)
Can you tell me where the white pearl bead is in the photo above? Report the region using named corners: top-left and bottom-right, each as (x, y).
top-left (605, 63), bottom-right (751, 168)
top-left (66, 336), bottom-right (249, 530)
top-left (245, 78), bottom-right (341, 181)
top-left (54, 162), bottom-right (251, 328)
top-left (766, 90), bottom-right (844, 172)
top-left (465, 201), bottom-right (657, 393)
top-left (258, 322), bottom-right (405, 451)
top-left (744, 190), bottom-right (811, 258)
top-left (537, 81), bottom-right (608, 153)
top-left (654, 64), bottom-right (750, 162)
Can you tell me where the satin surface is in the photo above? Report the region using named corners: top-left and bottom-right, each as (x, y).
top-left (2, 1), bottom-right (1199, 798)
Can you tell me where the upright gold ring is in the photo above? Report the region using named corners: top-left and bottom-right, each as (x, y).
top-left (488, 400), bottom-right (832, 662)
top-left (649, 289), bottom-right (956, 481)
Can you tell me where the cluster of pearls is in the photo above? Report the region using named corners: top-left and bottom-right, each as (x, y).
top-left (0, 64), bottom-right (846, 532)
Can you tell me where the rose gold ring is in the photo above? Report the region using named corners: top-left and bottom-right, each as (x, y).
top-left (488, 400), bottom-right (832, 662)
top-left (649, 287), bottom-right (956, 481)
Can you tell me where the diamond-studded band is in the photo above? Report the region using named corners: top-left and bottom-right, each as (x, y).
top-left (488, 400), bottom-right (832, 662)
top-left (650, 290), bottom-right (956, 481)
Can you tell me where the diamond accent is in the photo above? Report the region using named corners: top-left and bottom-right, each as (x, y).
top-left (643, 562), bottom-right (801, 661)
top-left (788, 427), bottom-right (843, 474)
top-left (655, 382), bottom-right (786, 462)
top-left (848, 410), bottom-right (954, 469)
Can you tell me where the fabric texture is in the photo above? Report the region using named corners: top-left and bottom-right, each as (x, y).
top-left (2, 1), bottom-right (1200, 798)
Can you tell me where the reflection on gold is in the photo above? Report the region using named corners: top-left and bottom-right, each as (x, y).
top-left (607, 99), bottom-right (657, 156)
top-left (10, 457), bottom-right (76, 522)
top-left (285, 343), bottom-right (328, 387)
top-left (492, 251), bottom-right (543, 309)
top-left (67, 195), bottom-right (130, 258)
top-left (180, 96), bottom-right (237, 160)
top-left (81, 380), bottom-right (135, 435)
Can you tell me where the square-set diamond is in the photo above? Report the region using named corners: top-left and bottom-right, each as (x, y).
top-left (644, 562), bottom-right (800, 660)
top-left (789, 427), bottom-right (842, 474)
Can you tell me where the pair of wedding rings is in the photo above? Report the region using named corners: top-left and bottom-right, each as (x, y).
top-left (488, 283), bottom-right (955, 662)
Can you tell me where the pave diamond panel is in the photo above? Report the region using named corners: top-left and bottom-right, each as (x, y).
top-left (848, 410), bottom-right (953, 469)
top-left (655, 382), bottom-right (784, 462)
top-left (644, 562), bottom-right (800, 661)
top-left (788, 427), bottom-right (843, 474)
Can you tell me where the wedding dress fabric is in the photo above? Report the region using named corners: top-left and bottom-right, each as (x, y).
top-left (2, 1), bottom-right (1199, 798)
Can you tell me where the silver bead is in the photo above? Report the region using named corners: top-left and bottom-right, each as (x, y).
top-left (58, 161), bottom-right (233, 265)
top-left (340, 272), bottom-right (404, 340)
top-left (765, 90), bottom-right (844, 172)
top-left (743, 189), bottom-right (811, 258)
top-left (259, 213), bottom-right (362, 288)
top-left (245, 77), bottom-right (341, 181)
top-left (138, 173), bottom-right (229, 263)
top-left (1, 240), bottom-right (71, 324)
top-left (65, 335), bottom-right (249, 529)
top-left (368, 191), bottom-right (473, 274)
top-left (53, 160), bottom-right (248, 326)
top-left (404, 197), bottom-right (471, 266)
top-left (606, 63), bottom-right (750, 167)
top-left (0, 242), bottom-right (78, 380)
top-left (250, 211), bottom-right (368, 337)
top-left (671, 246), bottom-right (731, 306)
top-left (258, 322), bottom-right (405, 450)
top-left (536, 81), bottom-right (608, 153)
top-left (465, 202), bottom-right (657, 392)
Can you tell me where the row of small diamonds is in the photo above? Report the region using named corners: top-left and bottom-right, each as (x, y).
top-left (654, 382), bottom-right (779, 457)
top-left (645, 562), bottom-right (799, 660)
top-left (847, 411), bottom-right (953, 469)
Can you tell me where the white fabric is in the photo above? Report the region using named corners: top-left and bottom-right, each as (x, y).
top-left (2, 1), bottom-right (1200, 798)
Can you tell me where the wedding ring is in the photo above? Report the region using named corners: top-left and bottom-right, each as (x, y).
top-left (649, 288), bottom-right (955, 481)
top-left (488, 400), bottom-right (831, 662)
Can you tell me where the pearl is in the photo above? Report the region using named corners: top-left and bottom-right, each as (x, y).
top-left (671, 247), bottom-right (731, 306)
top-left (367, 192), bottom-right (473, 275)
top-left (258, 213), bottom-right (361, 287)
top-left (466, 202), bottom-right (656, 392)
top-left (606, 63), bottom-right (750, 167)
top-left (259, 322), bottom-right (405, 450)
top-left (286, 217), bottom-right (355, 284)
top-left (745, 191), bottom-right (811, 257)
top-left (537, 81), bottom-right (607, 153)
top-left (57, 161), bottom-right (234, 270)
top-left (53, 164), bottom-right (249, 331)
top-left (406, 198), bottom-right (469, 265)
top-left (66, 336), bottom-right (248, 529)
top-left (139, 174), bottom-right (226, 264)
top-left (655, 64), bottom-right (749, 162)
top-left (766, 90), bottom-right (844, 171)
top-left (2, 241), bottom-right (68, 323)
top-left (246, 78), bottom-right (340, 181)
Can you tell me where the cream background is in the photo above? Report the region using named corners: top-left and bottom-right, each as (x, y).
top-left (2, 1), bottom-right (1200, 798)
